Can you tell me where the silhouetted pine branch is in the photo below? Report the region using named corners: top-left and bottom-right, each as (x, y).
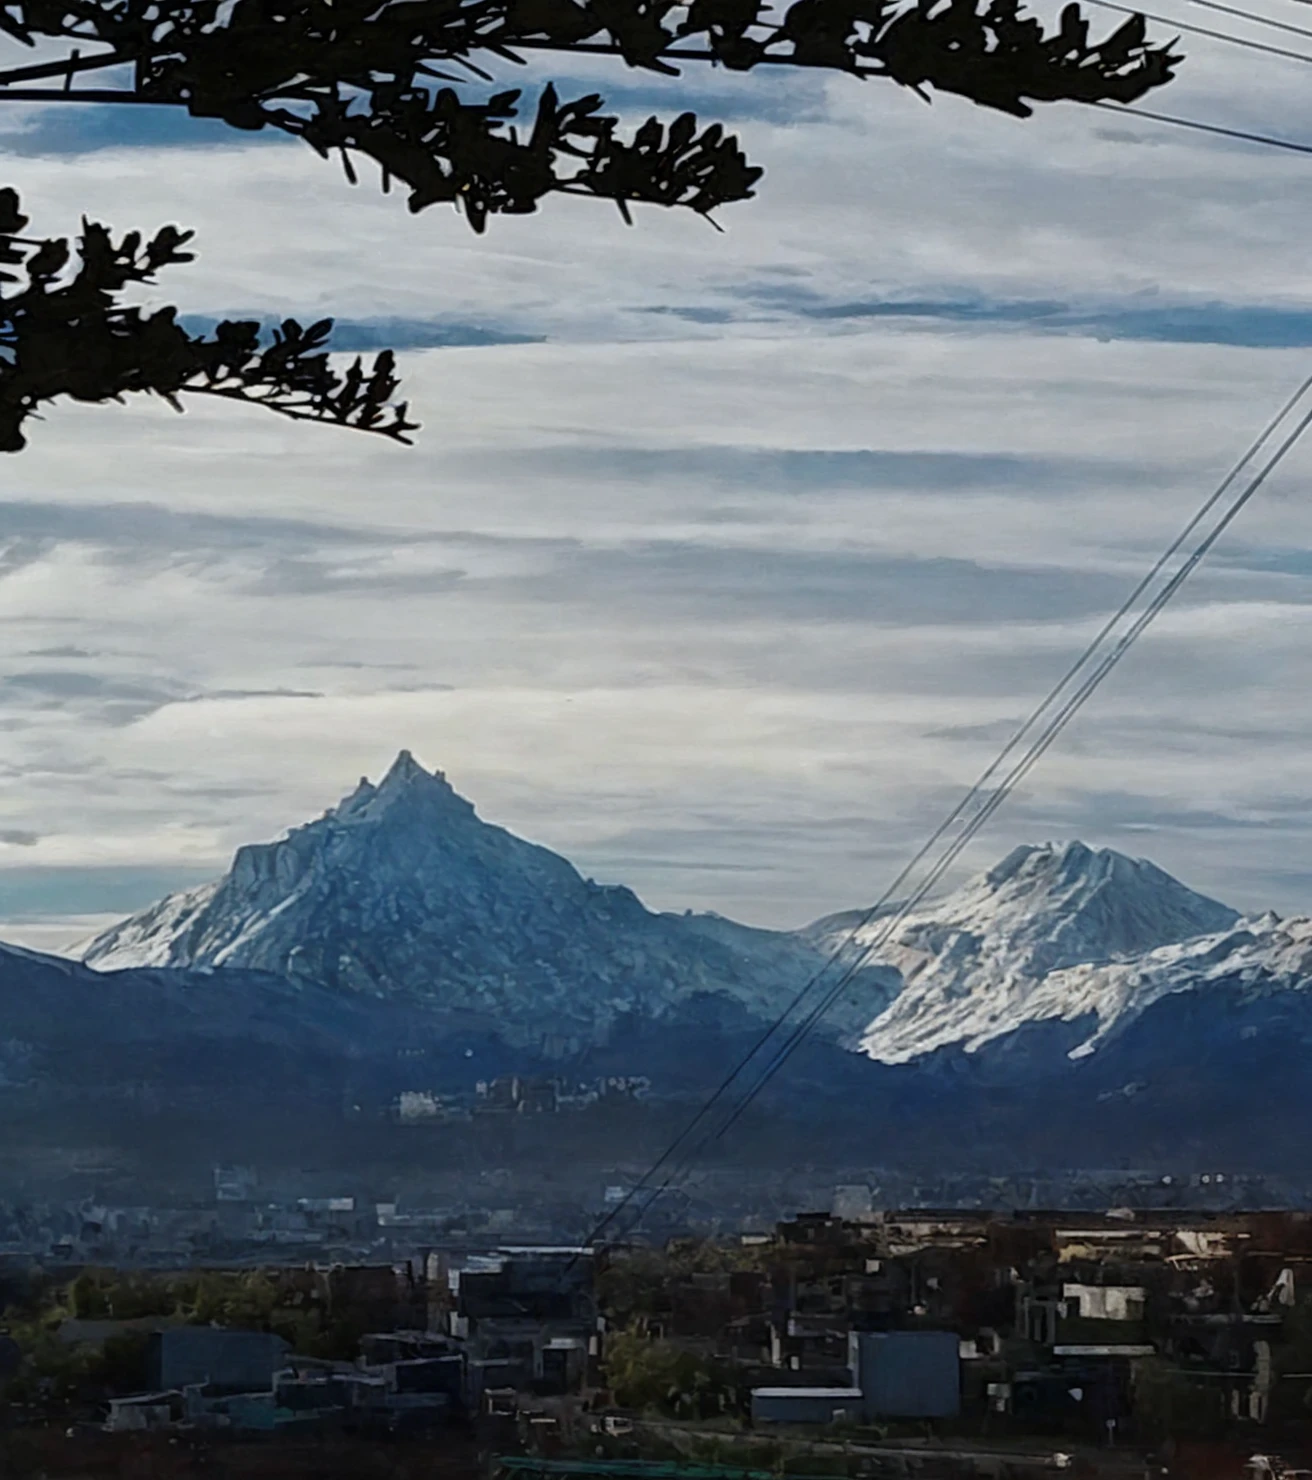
top-left (0, 187), bottom-right (418, 451)
top-left (0, 0), bottom-right (1180, 233)
top-left (0, 0), bottom-right (1180, 449)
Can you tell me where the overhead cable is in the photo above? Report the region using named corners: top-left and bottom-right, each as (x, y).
top-left (1182, 0), bottom-right (1312, 42)
top-left (1086, 99), bottom-right (1312, 155)
top-left (693, 386), bottom-right (1312, 1157)
top-left (606, 370), bottom-right (1312, 1239)
top-left (1084, 0), bottom-right (1312, 64)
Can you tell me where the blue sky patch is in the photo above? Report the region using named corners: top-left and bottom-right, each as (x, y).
top-left (177, 315), bottom-right (545, 350)
top-left (0, 100), bottom-right (293, 155)
top-left (0, 65), bottom-right (819, 159)
top-left (668, 282), bottom-right (1312, 349)
top-left (0, 864), bottom-right (215, 917)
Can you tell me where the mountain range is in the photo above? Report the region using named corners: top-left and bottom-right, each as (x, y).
top-left (77, 751), bottom-right (869, 1055)
top-left (4, 749), bottom-right (1312, 1181)
top-left (77, 752), bottom-right (1276, 1069)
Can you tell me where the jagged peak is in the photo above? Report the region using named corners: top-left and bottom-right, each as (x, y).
top-left (977, 840), bottom-right (1179, 901)
top-left (375, 750), bottom-right (465, 803)
top-left (324, 751), bottom-right (476, 827)
top-left (330, 774), bottom-right (378, 820)
top-left (379, 748), bottom-right (430, 790)
top-left (986, 839), bottom-right (1101, 885)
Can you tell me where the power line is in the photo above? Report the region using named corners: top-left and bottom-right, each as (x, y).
top-left (1086, 98), bottom-right (1312, 155)
top-left (1183, 0), bottom-right (1312, 42)
top-left (703, 388), bottom-right (1312, 1151)
top-left (605, 371), bottom-right (1312, 1240)
top-left (588, 367), bottom-right (1312, 1243)
top-left (1084, 0), bottom-right (1312, 64)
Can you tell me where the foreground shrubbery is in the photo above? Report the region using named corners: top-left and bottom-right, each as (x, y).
top-left (0, 1266), bottom-right (371, 1410)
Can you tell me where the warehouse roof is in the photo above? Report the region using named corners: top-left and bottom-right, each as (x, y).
top-left (750, 1387), bottom-right (863, 1399)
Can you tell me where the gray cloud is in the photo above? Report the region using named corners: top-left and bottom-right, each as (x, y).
top-left (0, 498), bottom-right (371, 556)
top-left (0, 497), bottom-right (580, 580)
top-left (0, 539), bottom-right (50, 582)
top-left (127, 521), bottom-right (1165, 632)
top-left (923, 718), bottom-right (1029, 744)
top-left (0, 672), bottom-right (330, 728)
top-left (1211, 545), bottom-right (1312, 577)
top-left (481, 444), bottom-right (1172, 495)
top-left (700, 286), bottom-right (1312, 351)
top-left (509, 540), bottom-right (1136, 627)
top-left (297, 659), bottom-right (421, 672)
top-left (239, 557), bottom-right (469, 598)
top-left (188, 687), bottom-right (324, 702)
top-left (2, 671), bottom-right (183, 702)
top-left (0, 830), bottom-right (39, 848)
top-left (0, 671), bottom-right (192, 727)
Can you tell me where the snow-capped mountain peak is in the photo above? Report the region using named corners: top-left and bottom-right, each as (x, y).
top-left (330, 750), bottom-right (473, 826)
top-left (832, 841), bottom-right (1241, 1065)
top-left (76, 757), bottom-right (1300, 1079)
top-left (78, 752), bottom-right (830, 1046)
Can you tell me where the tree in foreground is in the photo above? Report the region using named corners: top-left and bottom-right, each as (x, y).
top-left (0, 0), bottom-right (1181, 448)
top-left (0, 186), bottom-right (415, 449)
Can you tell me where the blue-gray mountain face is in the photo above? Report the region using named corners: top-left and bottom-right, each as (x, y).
top-left (4, 750), bottom-right (1311, 1172)
top-left (77, 751), bottom-right (880, 1057)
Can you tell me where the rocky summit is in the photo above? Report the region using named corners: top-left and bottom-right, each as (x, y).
top-left (839, 839), bottom-right (1241, 1063)
top-left (79, 751), bottom-right (836, 1054)
top-left (81, 754), bottom-right (1306, 1072)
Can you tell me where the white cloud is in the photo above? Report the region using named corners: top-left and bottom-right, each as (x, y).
top-left (6, 20), bottom-right (1312, 936)
top-left (3, 15), bottom-right (1312, 328)
top-left (0, 916), bottom-right (127, 954)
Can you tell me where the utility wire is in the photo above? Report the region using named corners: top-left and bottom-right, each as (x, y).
top-left (703, 391), bottom-right (1312, 1154)
top-left (610, 372), bottom-right (1312, 1239)
top-left (1084, 0), bottom-right (1312, 64)
top-left (1086, 99), bottom-right (1312, 155)
top-left (590, 367), bottom-right (1312, 1244)
top-left (1182, 0), bottom-right (1312, 42)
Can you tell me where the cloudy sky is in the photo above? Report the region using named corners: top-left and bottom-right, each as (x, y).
top-left (5, 7), bottom-right (1312, 950)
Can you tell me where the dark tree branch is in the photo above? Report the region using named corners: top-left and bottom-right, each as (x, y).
top-left (0, 44), bottom-right (131, 85)
top-left (0, 0), bottom-right (1181, 450)
top-left (0, 84), bottom-right (170, 98)
top-left (0, 187), bottom-right (418, 451)
top-left (0, 0), bottom-right (1181, 235)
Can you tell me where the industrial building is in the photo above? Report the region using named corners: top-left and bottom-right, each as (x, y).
top-left (751, 1329), bottom-right (960, 1424)
top-left (750, 1386), bottom-right (864, 1424)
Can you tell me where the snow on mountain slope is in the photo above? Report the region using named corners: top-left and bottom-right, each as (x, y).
top-left (1031, 910), bottom-right (1312, 1057)
top-left (70, 882), bottom-right (221, 967)
top-left (79, 758), bottom-right (1276, 1069)
top-left (79, 751), bottom-right (833, 1047)
top-left (823, 841), bottom-right (1243, 1064)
